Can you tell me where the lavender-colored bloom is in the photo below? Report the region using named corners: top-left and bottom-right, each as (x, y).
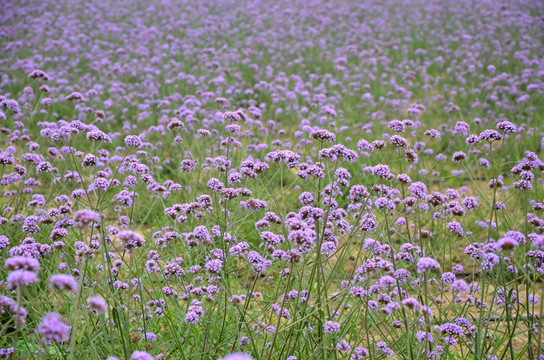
top-left (416, 331), bottom-right (433, 343)
top-left (376, 342), bottom-right (394, 357)
top-left (38, 312), bottom-right (71, 344)
top-left (437, 323), bottom-right (464, 336)
top-left (49, 274), bottom-right (78, 293)
top-left (299, 192), bottom-right (314, 205)
top-left (4, 256), bottom-right (40, 272)
top-left (0, 348), bottom-right (15, 359)
top-left (74, 209), bottom-right (101, 228)
top-left (7, 270), bottom-right (39, 289)
top-left (86, 130), bottom-right (112, 143)
top-left (66, 92), bottom-right (85, 102)
top-left (310, 129), bottom-right (336, 142)
top-left (454, 122), bottom-right (470, 135)
top-left (451, 280), bottom-right (469, 293)
top-left (416, 257), bottom-right (440, 273)
top-left (143, 332), bottom-right (157, 341)
top-left (205, 259), bottom-right (223, 273)
top-left (336, 339), bottom-right (351, 352)
top-left (402, 297), bottom-right (420, 310)
top-left (118, 230), bottom-right (145, 250)
top-left (447, 221), bottom-right (464, 236)
top-left (0, 295), bottom-right (27, 326)
top-left (184, 300), bottom-right (204, 324)
top-left (408, 182), bottom-right (427, 199)
top-left (0, 235), bottom-right (9, 249)
top-left (87, 296), bottom-right (107, 313)
top-left (323, 321), bottom-right (340, 333)
top-left (441, 272), bottom-right (456, 284)
top-left (222, 353), bottom-right (253, 360)
top-left (131, 351), bottom-right (154, 360)
top-left (124, 135), bottom-right (143, 148)
top-left (496, 237), bottom-right (518, 251)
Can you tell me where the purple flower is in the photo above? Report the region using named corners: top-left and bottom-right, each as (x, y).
top-left (86, 130), bottom-right (111, 143)
top-left (28, 69), bottom-right (50, 81)
top-left (87, 296), bottom-right (107, 313)
top-left (336, 339), bottom-right (351, 352)
top-left (66, 92), bottom-right (85, 102)
top-left (496, 237), bottom-right (518, 251)
top-left (131, 351), bottom-right (154, 360)
top-left (0, 235), bottom-right (9, 249)
top-left (299, 192), bottom-right (314, 205)
top-left (73, 209), bottom-right (101, 228)
top-left (441, 272), bottom-right (456, 284)
top-left (4, 256), bottom-right (40, 272)
top-left (0, 348), bottom-right (14, 359)
top-left (416, 257), bottom-right (440, 273)
top-left (38, 312), bottom-right (71, 344)
top-left (222, 353), bottom-right (253, 360)
top-left (184, 300), bottom-right (204, 324)
top-left (7, 269), bottom-right (39, 289)
top-left (124, 135), bottom-right (143, 148)
top-left (376, 342), bottom-right (394, 357)
top-left (205, 259), bottom-right (223, 273)
top-left (451, 280), bottom-right (469, 293)
top-left (49, 274), bottom-right (78, 293)
top-left (447, 221), bottom-right (464, 236)
top-left (118, 230), bottom-right (145, 250)
top-left (0, 295), bottom-right (27, 326)
top-left (408, 182), bottom-right (427, 199)
top-left (401, 297), bottom-right (420, 310)
top-left (436, 323), bottom-right (464, 336)
top-left (143, 332), bottom-right (157, 341)
top-left (416, 331), bottom-right (433, 343)
top-left (310, 129), bottom-right (336, 142)
top-left (323, 321), bottom-right (340, 333)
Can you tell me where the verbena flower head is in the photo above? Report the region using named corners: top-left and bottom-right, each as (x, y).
top-left (222, 353), bottom-right (253, 360)
top-left (7, 269), bottom-right (39, 289)
top-left (4, 256), bottom-right (40, 272)
top-left (131, 351), bottom-right (154, 360)
top-left (38, 312), bottom-right (71, 344)
top-left (49, 274), bottom-right (78, 293)
top-left (125, 135), bottom-right (143, 148)
top-left (416, 257), bottom-right (440, 273)
top-left (87, 296), bottom-right (107, 313)
top-left (118, 230), bottom-right (145, 250)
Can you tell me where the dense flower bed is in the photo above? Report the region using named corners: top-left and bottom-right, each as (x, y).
top-left (1, 0), bottom-right (544, 359)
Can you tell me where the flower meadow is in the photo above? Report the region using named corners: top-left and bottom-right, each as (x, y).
top-left (1, 0), bottom-right (544, 359)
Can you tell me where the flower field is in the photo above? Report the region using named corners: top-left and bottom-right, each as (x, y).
top-left (1, 0), bottom-right (544, 359)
